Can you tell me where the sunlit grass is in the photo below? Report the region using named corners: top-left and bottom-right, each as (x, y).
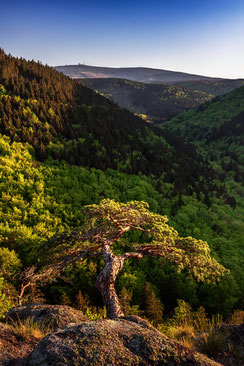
top-left (7, 317), bottom-right (54, 340)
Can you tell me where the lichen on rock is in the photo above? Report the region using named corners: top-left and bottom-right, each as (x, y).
top-left (26, 316), bottom-right (221, 366)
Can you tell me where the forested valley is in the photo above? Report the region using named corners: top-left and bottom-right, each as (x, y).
top-left (82, 78), bottom-right (212, 123)
top-left (0, 48), bottom-right (243, 331)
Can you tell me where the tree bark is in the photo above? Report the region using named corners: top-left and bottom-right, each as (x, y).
top-left (95, 254), bottom-right (125, 319)
top-left (95, 241), bottom-right (145, 319)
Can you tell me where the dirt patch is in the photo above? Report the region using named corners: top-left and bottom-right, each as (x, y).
top-left (0, 323), bottom-right (41, 366)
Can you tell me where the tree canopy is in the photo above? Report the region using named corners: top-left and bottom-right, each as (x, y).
top-left (81, 199), bottom-right (228, 281)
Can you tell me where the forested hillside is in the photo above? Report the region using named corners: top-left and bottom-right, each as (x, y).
top-left (163, 87), bottom-right (244, 183)
top-left (0, 50), bottom-right (243, 321)
top-left (0, 49), bottom-right (218, 196)
top-left (175, 79), bottom-right (244, 96)
top-left (1, 134), bottom-right (243, 317)
top-left (82, 78), bottom-right (212, 122)
top-left (162, 87), bottom-right (244, 314)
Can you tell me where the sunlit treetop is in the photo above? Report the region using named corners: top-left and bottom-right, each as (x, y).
top-left (53, 199), bottom-right (229, 283)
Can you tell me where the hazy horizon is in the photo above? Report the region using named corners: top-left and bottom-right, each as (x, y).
top-left (1, 0), bottom-right (244, 79)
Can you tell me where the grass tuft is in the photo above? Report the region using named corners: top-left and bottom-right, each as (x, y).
top-left (194, 327), bottom-right (227, 359)
top-left (7, 317), bottom-right (54, 340)
top-left (165, 323), bottom-right (195, 348)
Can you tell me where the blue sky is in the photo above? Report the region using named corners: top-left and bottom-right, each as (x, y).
top-left (1, 0), bottom-right (244, 78)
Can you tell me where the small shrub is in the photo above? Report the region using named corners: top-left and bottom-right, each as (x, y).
top-left (75, 290), bottom-right (90, 312)
top-left (194, 306), bottom-right (209, 332)
top-left (172, 299), bottom-right (192, 325)
top-left (59, 291), bottom-right (71, 305)
top-left (230, 310), bottom-right (244, 325)
top-left (0, 278), bottom-right (16, 319)
top-left (85, 306), bottom-right (107, 321)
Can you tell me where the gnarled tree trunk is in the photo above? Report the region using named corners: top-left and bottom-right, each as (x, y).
top-left (95, 242), bottom-right (125, 319)
top-left (95, 256), bottom-right (124, 319)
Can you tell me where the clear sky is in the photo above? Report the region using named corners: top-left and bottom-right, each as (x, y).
top-left (1, 0), bottom-right (244, 78)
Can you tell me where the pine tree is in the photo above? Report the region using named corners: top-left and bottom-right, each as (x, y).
top-left (59, 291), bottom-right (71, 306)
top-left (144, 282), bottom-right (163, 326)
top-left (119, 287), bottom-right (140, 316)
top-left (75, 290), bottom-right (90, 312)
top-left (119, 287), bottom-right (132, 316)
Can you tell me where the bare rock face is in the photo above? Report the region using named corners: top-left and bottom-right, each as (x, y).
top-left (6, 304), bottom-right (87, 329)
top-left (26, 316), bottom-right (220, 366)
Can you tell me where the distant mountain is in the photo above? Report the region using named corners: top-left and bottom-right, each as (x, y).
top-left (175, 79), bottom-right (244, 96)
top-left (55, 64), bottom-right (223, 83)
top-left (82, 78), bottom-right (212, 122)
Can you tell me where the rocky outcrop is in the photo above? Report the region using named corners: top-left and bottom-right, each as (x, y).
top-left (26, 316), bottom-right (220, 366)
top-left (226, 322), bottom-right (244, 349)
top-left (219, 323), bottom-right (244, 365)
top-left (6, 304), bottom-right (87, 329)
